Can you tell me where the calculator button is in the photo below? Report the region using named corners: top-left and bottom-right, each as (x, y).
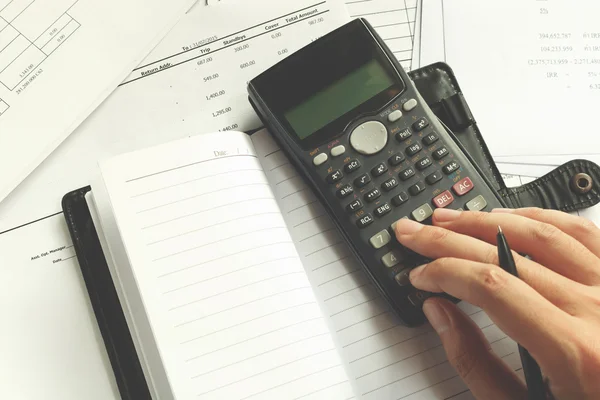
top-left (443, 161), bottom-right (460, 174)
top-left (364, 188), bottom-right (382, 203)
top-left (382, 177), bottom-right (399, 192)
top-left (433, 190), bottom-right (455, 208)
top-left (331, 145), bottom-right (346, 157)
top-left (371, 162), bottom-right (388, 177)
top-left (336, 184), bottom-right (354, 198)
top-left (433, 147), bottom-right (449, 160)
top-left (406, 143), bottom-right (422, 156)
top-left (425, 170), bottom-right (443, 185)
top-left (412, 203), bottom-right (434, 222)
top-left (396, 128), bottom-right (412, 142)
top-left (350, 121), bottom-right (388, 155)
top-left (394, 269), bottom-right (412, 286)
top-left (465, 195), bottom-right (488, 211)
top-left (412, 118), bottom-right (429, 132)
top-left (403, 99), bottom-right (418, 112)
top-left (392, 192), bottom-right (409, 207)
top-left (370, 229), bottom-right (391, 249)
top-left (391, 216), bottom-right (409, 231)
top-left (399, 167), bottom-right (416, 181)
top-left (452, 177), bottom-right (474, 196)
top-left (388, 110), bottom-right (403, 123)
top-left (408, 181), bottom-right (426, 196)
top-left (357, 213), bottom-right (375, 229)
top-left (346, 199), bottom-right (363, 213)
top-left (354, 173), bottom-right (371, 188)
top-left (326, 170), bottom-right (343, 184)
top-left (388, 153), bottom-right (405, 166)
top-left (344, 159), bottom-right (361, 173)
top-left (313, 153), bottom-right (328, 166)
top-left (408, 290), bottom-right (432, 307)
top-left (416, 157), bottom-right (432, 171)
top-left (382, 251), bottom-right (403, 268)
top-left (375, 203), bottom-right (392, 218)
top-left (422, 133), bottom-right (438, 145)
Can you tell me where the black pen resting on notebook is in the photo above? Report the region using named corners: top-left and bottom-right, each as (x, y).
top-left (496, 226), bottom-right (547, 400)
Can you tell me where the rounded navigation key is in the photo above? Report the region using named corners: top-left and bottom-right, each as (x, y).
top-left (350, 121), bottom-right (388, 155)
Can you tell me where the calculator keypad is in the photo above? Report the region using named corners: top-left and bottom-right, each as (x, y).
top-left (311, 97), bottom-right (493, 318)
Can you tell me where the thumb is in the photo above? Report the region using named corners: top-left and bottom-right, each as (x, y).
top-left (423, 298), bottom-right (527, 400)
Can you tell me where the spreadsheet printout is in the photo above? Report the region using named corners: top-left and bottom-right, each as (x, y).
top-left (0, 0), bottom-right (196, 203)
top-left (439, 0), bottom-right (600, 157)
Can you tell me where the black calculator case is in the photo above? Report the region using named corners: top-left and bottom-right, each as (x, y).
top-left (62, 62), bottom-right (600, 400)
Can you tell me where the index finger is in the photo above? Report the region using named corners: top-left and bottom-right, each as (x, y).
top-left (409, 256), bottom-right (574, 372)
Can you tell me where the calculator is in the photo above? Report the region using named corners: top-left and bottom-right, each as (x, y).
top-left (247, 18), bottom-right (504, 326)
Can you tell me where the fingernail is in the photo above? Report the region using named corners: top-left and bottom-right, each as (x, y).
top-left (423, 300), bottom-right (450, 334)
top-left (409, 264), bottom-right (427, 283)
top-left (395, 219), bottom-right (424, 235)
top-left (491, 208), bottom-right (514, 213)
top-left (433, 208), bottom-right (461, 222)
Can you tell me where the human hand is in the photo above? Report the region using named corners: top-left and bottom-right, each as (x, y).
top-left (394, 207), bottom-right (600, 400)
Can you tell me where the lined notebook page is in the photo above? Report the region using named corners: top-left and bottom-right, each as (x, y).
top-left (251, 130), bottom-right (522, 400)
top-left (96, 131), bottom-right (355, 400)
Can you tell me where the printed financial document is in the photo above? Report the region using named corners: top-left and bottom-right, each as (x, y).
top-left (345, 0), bottom-right (418, 71)
top-left (0, 1), bottom-right (351, 399)
top-left (0, 0), bottom-right (196, 203)
top-left (425, 0), bottom-right (600, 158)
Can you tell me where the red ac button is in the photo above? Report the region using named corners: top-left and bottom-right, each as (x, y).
top-left (453, 177), bottom-right (474, 196)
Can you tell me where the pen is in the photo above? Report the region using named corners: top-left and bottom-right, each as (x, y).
top-left (496, 226), bottom-right (547, 400)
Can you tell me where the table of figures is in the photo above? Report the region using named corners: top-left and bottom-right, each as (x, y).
top-left (0, 0), bottom-right (81, 94)
top-left (119, 1), bottom-right (345, 134)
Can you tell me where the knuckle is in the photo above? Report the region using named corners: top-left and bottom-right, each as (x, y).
top-left (423, 226), bottom-right (450, 243)
top-left (450, 350), bottom-right (482, 382)
top-left (522, 207), bottom-right (546, 220)
top-left (573, 218), bottom-right (600, 237)
top-left (475, 266), bottom-right (509, 296)
top-left (529, 222), bottom-right (562, 246)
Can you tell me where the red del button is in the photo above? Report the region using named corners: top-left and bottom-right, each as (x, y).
top-left (433, 190), bottom-right (454, 208)
top-left (453, 177), bottom-right (474, 196)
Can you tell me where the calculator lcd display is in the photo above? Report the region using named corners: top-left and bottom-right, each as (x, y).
top-left (283, 60), bottom-right (394, 140)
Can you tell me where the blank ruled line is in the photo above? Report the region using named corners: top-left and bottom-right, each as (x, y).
top-left (175, 286), bottom-right (312, 328)
top-left (336, 310), bottom-right (388, 333)
top-left (287, 200), bottom-right (318, 213)
top-left (169, 271), bottom-right (304, 311)
top-left (293, 213), bottom-right (327, 228)
top-left (147, 211), bottom-right (281, 245)
top-left (318, 269), bottom-right (360, 286)
top-left (281, 187), bottom-right (308, 200)
top-left (323, 283), bottom-right (368, 302)
top-left (294, 380), bottom-right (351, 399)
top-left (330, 297), bottom-right (377, 317)
top-left (276, 174), bottom-right (300, 186)
top-left (182, 305), bottom-right (319, 348)
top-left (264, 149), bottom-right (281, 158)
top-left (141, 196), bottom-right (274, 229)
top-left (190, 332), bottom-right (330, 378)
top-left (136, 182), bottom-right (270, 213)
top-left (350, 9), bottom-right (405, 17)
top-left (350, 329), bottom-right (436, 363)
top-left (398, 375), bottom-right (459, 400)
top-left (444, 390), bottom-right (470, 400)
top-left (269, 162), bottom-right (290, 171)
top-left (130, 168), bottom-right (263, 198)
top-left (125, 154), bottom-right (258, 182)
top-left (158, 241), bottom-right (294, 278)
top-left (238, 364), bottom-right (342, 400)
top-left (299, 227), bottom-right (335, 243)
top-left (305, 241), bottom-right (343, 257)
top-left (343, 325), bottom-right (397, 348)
top-left (162, 256), bottom-right (297, 295)
top-left (195, 348), bottom-right (337, 394)
top-left (363, 337), bottom-right (512, 397)
top-left (312, 255), bottom-right (351, 271)
top-left (152, 226), bottom-right (287, 261)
